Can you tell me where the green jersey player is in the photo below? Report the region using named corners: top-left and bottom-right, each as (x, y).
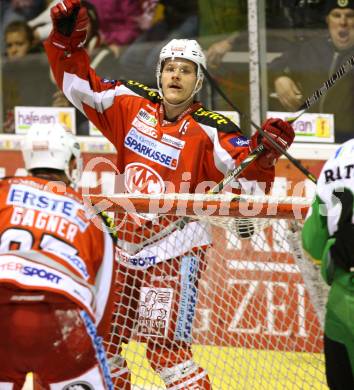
top-left (302, 139), bottom-right (354, 389)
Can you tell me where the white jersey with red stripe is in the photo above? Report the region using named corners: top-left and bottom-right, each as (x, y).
top-left (0, 176), bottom-right (115, 333)
top-left (45, 41), bottom-right (275, 267)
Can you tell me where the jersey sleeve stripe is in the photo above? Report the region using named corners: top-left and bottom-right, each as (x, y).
top-left (62, 72), bottom-right (141, 114)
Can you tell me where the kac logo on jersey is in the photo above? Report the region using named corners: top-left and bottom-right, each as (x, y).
top-left (228, 136), bottom-right (249, 147)
top-left (124, 128), bottom-right (180, 170)
top-left (125, 163), bottom-right (165, 194)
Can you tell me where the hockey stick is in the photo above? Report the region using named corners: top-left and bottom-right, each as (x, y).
top-left (202, 66), bottom-right (317, 186)
top-left (203, 54), bottom-right (354, 187)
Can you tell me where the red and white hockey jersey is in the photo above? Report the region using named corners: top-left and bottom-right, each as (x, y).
top-left (0, 176), bottom-right (115, 333)
top-left (45, 41), bottom-right (275, 267)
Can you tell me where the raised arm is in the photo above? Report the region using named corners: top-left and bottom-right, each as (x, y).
top-left (44, 0), bottom-right (122, 143)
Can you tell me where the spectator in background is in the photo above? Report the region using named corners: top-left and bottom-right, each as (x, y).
top-left (199, 0), bottom-right (247, 45)
top-left (87, 0), bottom-right (141, 58)
top-left (3, 20), bottom-right (46, 134)
top-left (116, 0), bottom-right (198, 86)
top-left (269, 0), bottom-right (354, 143)
top-left (1, 0), bottom-right (45, 42)
top-left (201, 1), bottom-right (326, 72)
top-left (2, 0), bottom-right (45, 22)
top-left (266, 0), bottom-right (326, 31)
top-left (4, 20), bottom-right (37, 59)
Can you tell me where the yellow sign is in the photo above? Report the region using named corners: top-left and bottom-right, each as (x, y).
top-left (58, 111), bottom-right (72, 129)
top-left (315, 117), bottom-right (330, 138)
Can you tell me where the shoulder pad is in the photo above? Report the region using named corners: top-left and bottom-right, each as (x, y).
top-left (192, 107), bottom-right (242, 134)
top-left (121, 80), bottom-right (162, 103)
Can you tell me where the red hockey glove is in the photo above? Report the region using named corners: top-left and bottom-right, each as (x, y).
top-left (49, 0), bottom-right (88, 52)
top-left (250, 118), bottom-right (295, 168)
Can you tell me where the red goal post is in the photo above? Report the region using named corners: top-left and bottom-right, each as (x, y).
top-left (85, 192), bottom-right (310, 219)
top-left (84, 192), bottom-right (328, 389)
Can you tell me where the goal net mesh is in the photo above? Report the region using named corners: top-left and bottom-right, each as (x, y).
top-left (91, 193), bottom-right (328, 390)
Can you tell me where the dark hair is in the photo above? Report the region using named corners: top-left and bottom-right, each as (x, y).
top-left (4, 21), bottom-right (34, 45)
top-left (29, 167), bottom-right (69, 183)
top-left (30, 167), bottom-right (65, 176)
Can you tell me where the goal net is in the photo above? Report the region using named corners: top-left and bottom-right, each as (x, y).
top-left (88, 193), bottom-right (328, 390)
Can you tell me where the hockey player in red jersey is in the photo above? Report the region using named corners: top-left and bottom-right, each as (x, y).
top-left (44, 1), bottom-right (295, 388)
top-left (0, 124), bottom-right (115, 390)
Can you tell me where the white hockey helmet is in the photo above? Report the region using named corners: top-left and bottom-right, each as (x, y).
top-left (21, 123), bottom-right (82, 185)
top-left (156, 39), bottom-right (207, 97)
